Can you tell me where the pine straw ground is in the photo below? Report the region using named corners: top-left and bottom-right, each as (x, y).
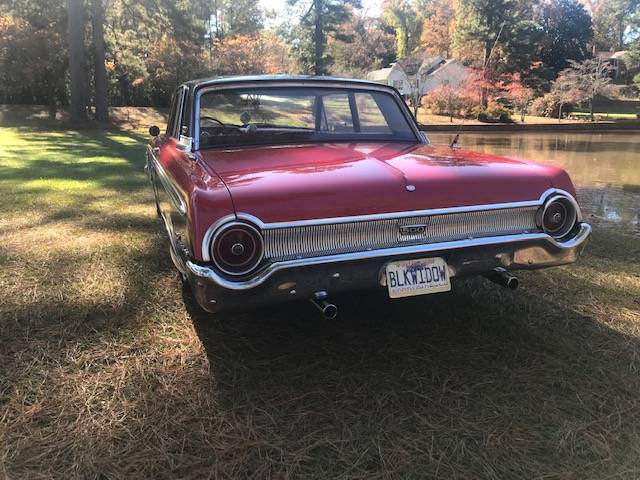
top-left (0, 127), bottom-right (639, 480)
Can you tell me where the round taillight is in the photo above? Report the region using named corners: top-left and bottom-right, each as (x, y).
top-left (211, 222), bottom-right (263, 275)
top-left (538, 195), bottom-right (578, 239)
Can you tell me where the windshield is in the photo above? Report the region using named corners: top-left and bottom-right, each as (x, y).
top-left (197, 87), bottom-right (417, 148)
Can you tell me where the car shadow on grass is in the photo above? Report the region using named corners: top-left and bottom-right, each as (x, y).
top-left (184, 268), bottom-right (640, 478)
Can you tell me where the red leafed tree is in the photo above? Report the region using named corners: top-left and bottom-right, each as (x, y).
top-left (461, 68), bottom-right (501, 113)
top-left (502, 73), bottom-right (534, 122)
top-left (422, 83), bottom-right (477, 122)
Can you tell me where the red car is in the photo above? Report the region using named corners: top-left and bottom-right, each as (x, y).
top-left (146, 75), bottom-right (590, 318)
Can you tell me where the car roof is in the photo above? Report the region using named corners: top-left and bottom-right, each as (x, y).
top-left (182, 74), bottom-right (392, 90)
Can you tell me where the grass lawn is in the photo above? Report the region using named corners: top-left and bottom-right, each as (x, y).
top-left (570, 112), bottom-right (639, 120)
top-left (1, 127), bottom-right (640, 478)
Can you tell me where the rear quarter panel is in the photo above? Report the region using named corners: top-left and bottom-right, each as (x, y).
top-left (150, 136), bottom-right (235, 261)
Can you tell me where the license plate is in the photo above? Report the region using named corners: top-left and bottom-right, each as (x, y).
top-left (385, 257), bottom-right (451, 298)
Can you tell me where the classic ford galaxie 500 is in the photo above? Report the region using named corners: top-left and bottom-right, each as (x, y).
top-left (146, 75), bottom-right (591, 318)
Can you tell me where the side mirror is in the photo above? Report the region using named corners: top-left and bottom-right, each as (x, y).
top-left (149, 125), bottom-right (160, 137)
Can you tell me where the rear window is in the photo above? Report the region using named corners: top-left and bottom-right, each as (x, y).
top-left (197, 86), bottom-right (417, 148)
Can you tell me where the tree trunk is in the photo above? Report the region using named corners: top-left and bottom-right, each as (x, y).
top-left (119, 74), bottom-right (131, 105)
top-left (48, 89), bottom-right (57, 121)
top-left (45, 75), bottom-right (57, 121)
top-left (618, 17), bottom-right (624, 51)
top-left (589, 97), bottom-right (594, 122)
top-left (67, 0), bottom-right (88, 123)
top-left (313, 0), bottom-right (323, 75)
top-left (403, 28), bottom-right (409, 57)
top-left (91, 0), bottom-right (109, 123)
top-left (558, 102), bottom-right (563, 122)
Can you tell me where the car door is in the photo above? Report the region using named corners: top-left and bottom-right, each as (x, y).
top-left (148, 87), bottom-right (189, 254)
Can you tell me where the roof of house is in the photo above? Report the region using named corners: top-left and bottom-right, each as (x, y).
top-left (367, 68), bottom-right (394, 81)
top-left (418, 56), bottom-right (445, 75)
top-left (365, 57), bottom-right (469, 85)
top-left (596, 50), bottom-right (628, 61)
top-left (429, 59), bottom-right (467, 76)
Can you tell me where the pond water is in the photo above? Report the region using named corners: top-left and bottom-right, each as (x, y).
top-left (428, 132), bottom-right (640, 234)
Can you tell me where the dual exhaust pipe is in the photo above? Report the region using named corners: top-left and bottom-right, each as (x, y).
top-left (310, 291), bottom-right (338, 320)
top-left (309, 269), bottom-right (517, 319)
top-left (484, 268), bottom-right (519, 290)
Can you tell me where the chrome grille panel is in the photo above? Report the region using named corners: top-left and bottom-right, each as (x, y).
top-left (263, 206), bottom-right (540, 262)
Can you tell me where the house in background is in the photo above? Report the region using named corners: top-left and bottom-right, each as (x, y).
top-left (420, 59), bottom-right (469, 94)
top-left (367, 56), bottom-right (470, 97)
top-left (367, 63), bottom-right (410, 95)
top-left (595, 51), bottom-right (628, 81)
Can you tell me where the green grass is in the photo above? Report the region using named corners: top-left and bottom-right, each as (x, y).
top-left (570, 112), bottom-right (639, 119)
top-left (1, 127), bottom-right (640, 479)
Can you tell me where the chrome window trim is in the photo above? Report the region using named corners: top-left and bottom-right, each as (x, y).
top-left (188, 223), bottom-right (592, 291)
top-left (147, 145), bottom-right (187, 216)
top-left (199, 189), bottom-right (581, 263)
top-left (172, 86), bottom-right (188, 139)
top-left (193, 80), bottom-right (425, 151)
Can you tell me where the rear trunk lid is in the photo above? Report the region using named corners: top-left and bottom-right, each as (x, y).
top-left (197, 142), bottom-right (557, 223)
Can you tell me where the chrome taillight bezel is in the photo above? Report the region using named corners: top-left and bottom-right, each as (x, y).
top-left (537, 194), bottom-right (579, 239)
top-left (210, 221), bottom-right (264, 276)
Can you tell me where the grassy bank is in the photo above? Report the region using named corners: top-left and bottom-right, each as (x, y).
top-left (1, 127), bottom-right (640, 479)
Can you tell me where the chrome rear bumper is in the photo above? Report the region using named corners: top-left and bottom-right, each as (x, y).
top-left (181, 223), bottom-right (591, 313)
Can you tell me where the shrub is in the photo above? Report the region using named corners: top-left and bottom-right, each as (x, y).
top-left (530, 92), bottom-right (574, 118)
top-left (474, 101), bottom-right (513, 123)
top-left (422, 86), bottom-right (458, 115)
top-left (421, 86), bottom-right (478, 119)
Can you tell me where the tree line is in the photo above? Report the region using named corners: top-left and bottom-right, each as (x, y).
top-left (1, 0), bottom-right (639, 123)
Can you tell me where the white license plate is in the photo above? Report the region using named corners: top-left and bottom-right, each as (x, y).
top-left (385, 257), bottom-right (451, 298)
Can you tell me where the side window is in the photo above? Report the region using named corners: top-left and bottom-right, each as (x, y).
top-left (355, 93), bottom-right (392, 133)
top-left (321, 94), bottom-right (354, 132)
top-left (166, 92), bottom-right (178, 136)
top-left (166, 88), bottom-right (185, 138)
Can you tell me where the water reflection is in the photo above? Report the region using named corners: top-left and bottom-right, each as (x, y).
top-left (429, 132), bottom-right (640, 233)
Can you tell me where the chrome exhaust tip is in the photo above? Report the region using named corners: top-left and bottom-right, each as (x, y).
top-left (484, 268), bottom-right (519, 290)
top-left (310, 291), bottom-right (338, 319)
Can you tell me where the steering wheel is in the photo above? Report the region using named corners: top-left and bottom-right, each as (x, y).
top-left (200, 116), bottom-right (243, 133)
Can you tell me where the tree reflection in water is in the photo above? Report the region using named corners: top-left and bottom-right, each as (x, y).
top-left (429, 132), bottom-right (640, 234)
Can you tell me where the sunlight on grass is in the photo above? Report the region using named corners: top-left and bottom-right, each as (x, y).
top-left (22, 177), bottom-right (103, 191)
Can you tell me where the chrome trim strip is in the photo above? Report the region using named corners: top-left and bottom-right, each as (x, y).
top-left (262, 206), bottom-right (539, 262)
top-left (146, 145), bottom-right (187, 216)
top-left (193, 80), bottom-right (425, 151)
top-left (236, 188), bottom-right (576, 230)
top-left (238, 202), bottom-right (540, 230)
top-left (167, 85), bottom-right (188, 137)
top-left (187, 223), bottom-right (591, 291)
